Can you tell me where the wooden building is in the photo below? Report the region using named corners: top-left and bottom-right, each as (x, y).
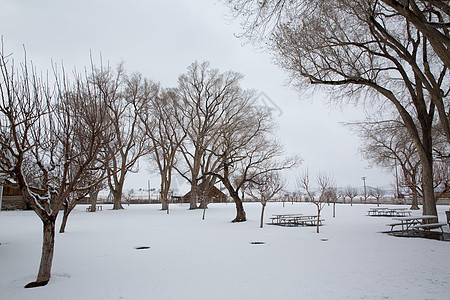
top-left (1, 182), bottom-right (29, 210)
top-left (180, 182), bottom-right (228, 204)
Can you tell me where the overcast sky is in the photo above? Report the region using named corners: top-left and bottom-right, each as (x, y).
top-left (1, 0), bottom-right (394, 192)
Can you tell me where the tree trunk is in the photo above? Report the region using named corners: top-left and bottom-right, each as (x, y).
top-left (161, 189), bottom-right (169, 211)
top-left (90, 190), bottom-right (99, 212)
top-left (421, 159), bottom-right (437, 218)
top-left (231, 193), bottom-right (246, 222)
top-left (25, 219), bottom-right (55, 288)
top-left (410, 188), bottom-right (419, 210)
top-left (160, 178), bottom-right (170, 212)
top-left (161, 196), bottom-right (169, 210)
top-left (189, 181), bottom-right (198, 210)
top-left (59, 201), bottom-right (71, 233)
top-left (202, 199), bottom-right (207, 220)
top-left (316, 205), bottom-right (320, 233)
top-left (161, 189), bottom-right (170, 214)
top-left (260, 202), bottom-right (266, 228)
top-left (417, 122), bottom-right (437, 219)
top-left (112, 188), bottom-right (124, 210)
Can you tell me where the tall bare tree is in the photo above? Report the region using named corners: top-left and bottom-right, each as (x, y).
top-left (226, 0), bottom-right (449, 217)
top-left (0, 49), bottom-right (110, 287)
top-left (205, 101), bottom-right (299, 222)
top-left (173, 61), bottom-right (249, 210)
top-left (94, 66), bottom-right (149, 210)
top-left (134, 80), bottom-right (185, 213)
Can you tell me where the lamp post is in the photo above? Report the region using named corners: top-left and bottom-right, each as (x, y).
top-left (148, 179), bottom-right (151, 203)
top-left (362, 177), bottom-right (367, 204)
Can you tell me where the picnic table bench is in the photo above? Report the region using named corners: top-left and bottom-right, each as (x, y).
top-left (270, 214), bottom-right (324, 227)
top-left (270, 214), bottom-right (303, 225)
top-left (413, 222), bottom-right (447, 233)
top-left (368, 207), bottom-right (411, 217)
top-left (86, 205), bottom-right (102, 212)
top-left (387, 215), bottom-right (438, 234)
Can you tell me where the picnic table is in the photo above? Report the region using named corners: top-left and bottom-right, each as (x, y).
top-left (270, 214), bottom-right (323, 227)
top-left (388, 215), bottom-right (439, 234)
top-left (86, 205), bottom-right (103, 212)
top-left (368, 207), bottom-right (411, 217)
top-left (270, 214), bottom-right (302, 225)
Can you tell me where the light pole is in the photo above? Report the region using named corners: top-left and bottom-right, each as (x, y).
top-left (148, 179), bottom-right (151, 203)
top-left (362, 177), bottom-right (367, 204)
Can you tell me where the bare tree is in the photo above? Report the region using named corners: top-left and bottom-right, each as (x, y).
top-left (95, 66), bottom-right (149, 210)
top-left (349, 119), bottom-right (421, 209)
top-left (88, 180), bottom-right (108, 212)
top-left (378, 0), bottom-right (450, 69)
top-left (350, 118), bottom-right (448, 209)
top-left (173, 61), bottom-right (244, 210)
top-left (248, 171), bottom-right (285, 228)
top-left (123, 188), bottom-right (135, 205)
top-left (226, 0), bottom-right (449, 217)
top-left (205, 101), bottom-right (300, 222)
top-left (337, 188), bottom-right (346, 204)
top-left (0, 49), bottom-right (110, 287)
top-left (135, 84), bottom-right (185, 213)
top-left (297, 170), bottom-right (334, 233)
top-left (344, 186), bottom-right (359, 206)
top-left (368, 187), bottom-right (386, 207)
top-left (324, 185), bottom-right (338, 217)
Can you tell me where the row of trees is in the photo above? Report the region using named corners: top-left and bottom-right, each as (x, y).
top-left (135, 61), bottom-right (299, 221)
top-left (225, 0), bottom-right (449, 217)
top-left (0, 46), bottom-right (298, 286)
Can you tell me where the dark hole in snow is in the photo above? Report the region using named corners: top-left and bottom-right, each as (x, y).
top-left (250, 241), bottom-right (265, 245)
top-left (135, 246), bottom-right (150, 250)
top-left (321, 238), bottom-right (328, 242)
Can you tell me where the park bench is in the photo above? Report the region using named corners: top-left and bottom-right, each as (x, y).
top-left (387, 222), bottom-right (408, 232)
top-left (387, 215), bottom-right (438, 234)
top-left (413, 222), bottom-right (447, 234)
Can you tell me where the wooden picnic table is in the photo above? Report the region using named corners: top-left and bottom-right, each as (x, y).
top-left (368, 207), bottom-right (411, 217)
top-left (270, 214), bottom-right (323, 227)
top-left (388, 215), bottom-right (438, 234)
top-left (86, 205), bottom-right (103, 212)
top-left (270, 214), bottom-right (303, 224)
top-left (367, 207), bottom-right (389, 216)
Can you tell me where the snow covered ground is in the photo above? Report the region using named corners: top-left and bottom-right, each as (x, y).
top-left (1, 202), bottom-right (449, 300)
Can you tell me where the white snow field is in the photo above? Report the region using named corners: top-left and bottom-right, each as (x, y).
top-left (1, 202), bottom-right (449, 300)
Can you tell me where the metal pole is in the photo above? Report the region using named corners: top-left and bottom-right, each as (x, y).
top-left (362, 177), bottom-right (367, 204)
top-left (148, 179), bottom-right (151, 203)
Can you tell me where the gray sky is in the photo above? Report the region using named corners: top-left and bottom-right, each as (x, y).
top-left (0, 0), bottom-right (393, 192)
